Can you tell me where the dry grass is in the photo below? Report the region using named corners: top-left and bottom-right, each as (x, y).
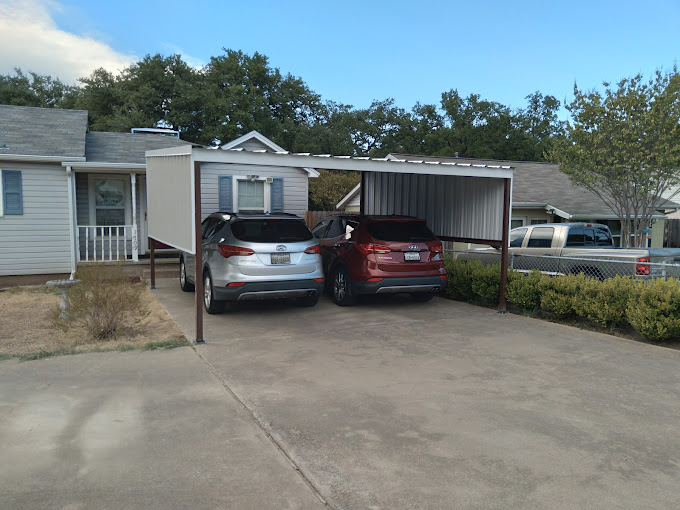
top-left (0, 286), bottom-right (187, 359)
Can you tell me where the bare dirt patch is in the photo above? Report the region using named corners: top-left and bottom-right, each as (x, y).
top-left (0, 286), bottom-right (187, 358)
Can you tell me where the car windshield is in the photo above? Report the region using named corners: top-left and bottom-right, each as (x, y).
top-left (366, 220), bottom-right (436, 242)
top-left (231, 219), bottom-right (313, 243)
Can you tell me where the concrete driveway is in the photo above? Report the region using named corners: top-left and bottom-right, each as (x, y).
top-left (0, 348), bottom-right (325, 509)
top-left (154, 278), bottom-right (680, 510)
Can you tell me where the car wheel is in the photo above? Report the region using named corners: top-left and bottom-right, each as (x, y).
top-left (411, 292), bottom-right (434, 302)
top-left (203, 270), bottom-right (225, 314)
top-left (296, 293), bottom-right (320, 307)
top-left (179, 257), bottom-right (195, 292)
top-left (332, 266), bottom-right (355, 306)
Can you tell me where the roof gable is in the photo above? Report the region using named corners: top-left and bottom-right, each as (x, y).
top-left (221, 130), bottom-right (319, 177)
top-left (0, 104), bottom-right (88, 158)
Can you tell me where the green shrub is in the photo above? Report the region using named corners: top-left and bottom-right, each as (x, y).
top-left (506, 270), bottom-right (544, 311)
top-left (539, 274), bottom-right (583, 319)
top-left (571, 276), bottom-right (636, 328)
top-left (626, 278), bottom-right (680, 340)
top-left (444, 256), bottom-right (482, 302)
top-left (65, 264), bottom-right (149, 340)
top-left (470, 262), bottom-right (504, 305)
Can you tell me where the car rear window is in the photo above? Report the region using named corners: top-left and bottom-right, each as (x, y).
top-left (231, 220), bottom-right (313, 243)
top-left (366, 220), bottom-right (436, 242)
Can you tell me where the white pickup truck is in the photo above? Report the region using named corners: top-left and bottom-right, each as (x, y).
top-left (472, 222), bottom-right (680, 279)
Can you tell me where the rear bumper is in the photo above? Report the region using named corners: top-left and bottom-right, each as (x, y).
top-left (212, 279), bottom-right (325, 302)
top-left (352, 276), bottom-right (446, 296)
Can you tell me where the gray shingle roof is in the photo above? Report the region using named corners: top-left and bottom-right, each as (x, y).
top-left (389, 153), bottom-right (678, 216)
top-left (85, 131), bottom-right (194, 164)
top-left (0, 104), bottom-right (88, 158)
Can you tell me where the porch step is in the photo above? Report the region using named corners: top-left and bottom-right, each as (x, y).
top-left (143, 266), bottom-right (179, 280)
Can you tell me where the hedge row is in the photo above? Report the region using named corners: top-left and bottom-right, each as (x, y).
top-left (444, 257), bottom-right (680, 340)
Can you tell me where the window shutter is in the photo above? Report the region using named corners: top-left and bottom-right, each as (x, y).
top-left (271, 177), bottom-right (284, 212)
top-left (218, 175), bottom-right (233, 212)
top-left (2, 170), bottom-right (23, 215)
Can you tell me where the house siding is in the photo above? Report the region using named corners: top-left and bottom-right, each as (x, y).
top-left (75, 172), bottom-right (145, 260)
top-left (0, 162), bottom-right (71, 275)
top-left (200, 163), bottom-right (308, 220)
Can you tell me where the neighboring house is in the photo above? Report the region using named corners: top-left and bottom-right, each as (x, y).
top-left (0, 104), bottom-right (316, 278)
top-left (335, 182), bottom-right (360, 212)
top-left (205, 130), bottom-right (319, 220)
top-left (337, 153), bottom-right (679, 248)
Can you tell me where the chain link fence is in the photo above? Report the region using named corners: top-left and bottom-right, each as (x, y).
top-left (445, 249), bottom-right (680, 281)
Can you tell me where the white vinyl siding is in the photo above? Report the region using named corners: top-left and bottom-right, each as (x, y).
top-left (201, 163), bottom-right (308, 220)
top-left (0, 162), bottom-right (71, 275)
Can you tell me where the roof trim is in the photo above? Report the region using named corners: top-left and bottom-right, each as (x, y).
top-left (336, 182), bottom-right (361, 210)
top-left (0, 154), bottom-right (86, 163)
top-left (220, 130), bottom-right (319, 177)
top-left (146, 147), bottom-right (515, 179)
top-left (62, 162), bottom-right (147, 171)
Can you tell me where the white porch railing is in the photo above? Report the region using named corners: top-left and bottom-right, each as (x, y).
top-left (77, 225), bottom-right (138, 262)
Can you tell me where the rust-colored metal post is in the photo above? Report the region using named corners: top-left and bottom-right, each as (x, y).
top-left (499, 178), bottom-right (511, 313)
top-left (149, 238), bottom-right (156, 289)
top-left (194, 161), bottom-right (205, 344)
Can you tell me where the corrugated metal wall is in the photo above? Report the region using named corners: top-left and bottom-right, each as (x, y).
top-left (362, 172), bottom-right (506, 241)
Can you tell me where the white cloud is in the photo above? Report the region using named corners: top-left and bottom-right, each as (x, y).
top-left (0, 0), bottom-right (135, 83)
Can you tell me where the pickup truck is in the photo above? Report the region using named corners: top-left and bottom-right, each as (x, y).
top-left (469, 222), bottom-right (680, 279)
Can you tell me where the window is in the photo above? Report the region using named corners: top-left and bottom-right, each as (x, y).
top-left (509, 228), bottom-right (527, 248)
top-left (583, 228), bottom-right (596, 246)
top-left (527, 227), bottom-right (554, 248)
top-left (510, 219), bottom-right (524, 229)
top-left (566, 227), bottom-right (585, 247)
top-left (530, 219), bottom-right (549, 225)
top-left (1, 170), bottom-right (23, 215)
top-left (231, 219), bottom-right (312, 243)
top-left (366, 221), bottom-right (436, 242)
top-left (89, 176), bottom-right (129, 226)
top-left (237, 180), bottom-right (265, 212)
top-left (218, 175), bottom-right (284, 213)
top-left (311, 219), bottom-right (331, 238)
top-left (595, 227), bottom-right (613, 247)
top-left (325, 219), bottom-right (345, 239)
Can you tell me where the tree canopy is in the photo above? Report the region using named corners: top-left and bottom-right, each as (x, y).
top-left (549, 69), bottom-right (680, 247)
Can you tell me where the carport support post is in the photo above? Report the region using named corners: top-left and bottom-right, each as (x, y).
top-left (498, 177), bottom-right (511, 313)
top-left (194, 161), bottom-right (205, 344)
top-left (149, 238), bottom-right (156, 289)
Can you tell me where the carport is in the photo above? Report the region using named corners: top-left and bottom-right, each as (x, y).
top-left (145, 146), bottom-right (514, 342)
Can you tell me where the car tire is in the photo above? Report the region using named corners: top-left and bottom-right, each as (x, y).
top-left (203, 270), bottom-right (225, 314)
top-left (332, 266), bottom-right (355, 306)
top-left (296, 293), bottom-right (320, 307)
top-left (179, 257), bottom-right (195, 292)
top-left (411, 292), bottom-right (434, 302)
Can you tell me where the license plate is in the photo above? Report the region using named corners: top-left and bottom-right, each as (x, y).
top-left (404, 252), bottom-right (421, 261)
top-left (271, 253), bottom-right (290, 264)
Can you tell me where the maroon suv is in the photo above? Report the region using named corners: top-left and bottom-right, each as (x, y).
top-left (311, 215), bottom-right (447, 305)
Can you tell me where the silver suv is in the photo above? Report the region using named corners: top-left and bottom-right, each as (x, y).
top-left (180, 213), bottom-right (324, 313)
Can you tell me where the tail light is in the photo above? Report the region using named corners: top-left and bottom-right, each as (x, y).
top-left (432, 243), bottom-right (443, 261)
top-left (636, 257), bottom-right (650, 276)
top-left (367, 277), bottom-right (384, 282)
top-left (314, 278), bottom-right (324, 283)
top-left (218, 244), bottom-right (255, 258)
top-left (227, 282), bottom-right (245, 287)
top-left (356, 243), bottom-right (391, 254)
top-left (304, 244), bottom-right (321, 254)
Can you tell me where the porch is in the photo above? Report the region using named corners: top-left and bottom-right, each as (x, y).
top-left (72, 168), bottom-right (150, 264)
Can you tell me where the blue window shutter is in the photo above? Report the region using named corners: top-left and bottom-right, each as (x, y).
top-left (271, 177), bottom-right (284, 212)
top-left (218, 175), bottom-right (233, 212)
top-left (2, 170), bottom-right (23, 215)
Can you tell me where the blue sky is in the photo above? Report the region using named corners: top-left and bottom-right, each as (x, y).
top-left (1, 0), bottom-right (678, 115)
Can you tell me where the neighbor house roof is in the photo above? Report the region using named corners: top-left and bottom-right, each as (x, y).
top-left (388, 153), bottom-right (679, 219)
top-left (85, 131), bottom-right (193, 164)
top-left (0, 104), bottom-right (88, 158)
top-left (221, 130), bottom-right (320, 177)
